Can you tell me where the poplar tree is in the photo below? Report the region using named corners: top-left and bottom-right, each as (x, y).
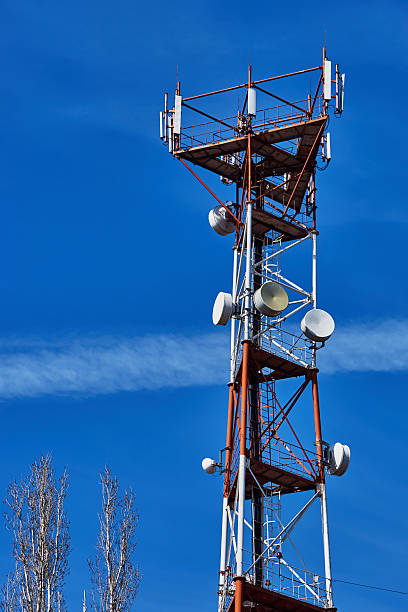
top-left (2, 455), bottom-right (70, 612)
top-left (88, 467), bottom-right (141, 611)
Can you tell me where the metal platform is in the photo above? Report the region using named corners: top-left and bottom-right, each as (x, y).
top-left (228, 459), bottom-right (316, 502)
top-left (249, 345), bottom-right (310, 380)
top-left (248, 459), bottom-right (316, 495)
top-left (234, 344), bottom-right (311, 385)
top-left (227, 583), bottom-right (337, 612)
top-left (176, 117), bottom-right (326, 211)
top-left (251, 208), bottom-right (309, 241)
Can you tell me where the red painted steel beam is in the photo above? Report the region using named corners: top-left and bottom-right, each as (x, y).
top-left (311, 371), bottom-right (325, 483)
top-left (256, 365), bottom-right (317, 477)
top-left (240, 342), bottom-right (250, 456)
top-left (273, 433), bottom-right (314, 478)
top-left (281, 122), bottom-right (325, 217)
top-left (253, 84), bottom-right (310, 117)
top-left (259, 378), bottom-right (310, 451)
top-left (234, 576), bottom-right (244, 612)
top-left (311, 74), bottom-right (323, 114)
top-left (181, 101), bottom-right (236, 132)
top-left (182, 66), bottom-right (322, 102)
top-left (178, 158), bottom-right (243, 226)
top-left (224, 384), bottom-right (235, 495)
top-left (252, 66), bottom-right (322, 86)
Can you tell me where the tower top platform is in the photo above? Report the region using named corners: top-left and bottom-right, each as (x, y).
top-left (161, 56), bottom-right (343, 226)
top-left (176, 117), bottom-right (326, 212)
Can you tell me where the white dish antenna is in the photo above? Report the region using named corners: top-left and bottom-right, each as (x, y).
top-left (212, 292), bottom-right (233, 326)
top-left (327, 442), bottom-right (350, 476)
top-left (301, 308), bottom-right (335, 342)
top-left (202, 457), bottom-right (217, 474)
top-left (208, 204), bottom-right (235, 236)
top-left (254, 281), bottom-right (289, 317)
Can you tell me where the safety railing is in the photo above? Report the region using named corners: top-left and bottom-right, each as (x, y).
top-left (258, 188), bottom-right (315, 228)
top-left (257, 436), bottom-right (317, 482)
top-left (257, 325), bottom-right (314, 368)
top-left (221, 561), bottom-right (330, 610)
top-left (260, 560), bottom-right (330, 608)
top-left (178, 98), bottom-right (322, 152)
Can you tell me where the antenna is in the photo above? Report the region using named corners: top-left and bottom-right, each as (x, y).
top-left (335, 64), bottom-right (346, 114)
top-left (323, 58), bottom-right (332, 101)
top-left (301, 308), bottom-right (335, 341)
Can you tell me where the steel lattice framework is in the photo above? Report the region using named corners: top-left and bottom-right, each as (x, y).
top-left (160, 48), bottom-right (345, 612)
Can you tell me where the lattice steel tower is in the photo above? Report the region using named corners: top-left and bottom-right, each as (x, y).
top-left (160, 49), bottom-right (349, 612)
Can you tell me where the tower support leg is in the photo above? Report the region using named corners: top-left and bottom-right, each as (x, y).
top-left (311, 372), bottom-right (333, 607)
top-left (235, 341), bottom-right (249, 611)
top-left (234, 577), bottom-right (244, 612)
top-left (218, 497), bottom-right (229, 612)
top-left (219, 384), bottom-right (235, 611)
top-left (320, 482), bottom-right (333, 607)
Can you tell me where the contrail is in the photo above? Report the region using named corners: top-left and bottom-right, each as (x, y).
top-left (0, 334), bottom-right (228, 399)
top-left (0, 320), bottom-right (404, 398)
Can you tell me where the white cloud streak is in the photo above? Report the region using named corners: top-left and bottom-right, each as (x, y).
top-left (319, 319), bottom-right (408, 374)
top-left (0, 319), bottom-right (406, 399)
top-left (0, 334), bottom-right (228, 399)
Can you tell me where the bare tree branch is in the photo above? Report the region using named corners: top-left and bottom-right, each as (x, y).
top-left (2, 455), bottom-right (70, 612)
top-left (1, 569), bottom-right (19, 612)
top-left (88, 467), bottom-right (141, 612)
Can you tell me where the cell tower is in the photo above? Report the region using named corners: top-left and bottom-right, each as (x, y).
top-left (160, 49), bottom-right (349, 612)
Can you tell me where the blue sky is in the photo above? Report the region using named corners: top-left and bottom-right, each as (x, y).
top-left (0, 0), bottom-right (407, 610)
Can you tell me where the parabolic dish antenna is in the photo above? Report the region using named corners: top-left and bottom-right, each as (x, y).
top-left (254, 281), bottom-right (289, 317)
top-left (212, 292), bottom-right (233, 326)
top-left (301, 308), bottom-right (335, 342)
top-left (208, 204), bottom-right (235, 236)
top-left (327, 442), bottom-right (350, 476)
top-left (202, 457), bottom-right (217, 474)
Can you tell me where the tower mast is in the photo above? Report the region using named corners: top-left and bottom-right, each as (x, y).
top-left (161, 49), bottom-right (349, 612)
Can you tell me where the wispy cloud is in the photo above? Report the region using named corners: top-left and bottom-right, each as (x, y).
top-left (319, 319), bottom-right (408, 374)
top-left (0, 334), bottom-right (228, 399)
top-left (0, 319), bottom-right (406, 399)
